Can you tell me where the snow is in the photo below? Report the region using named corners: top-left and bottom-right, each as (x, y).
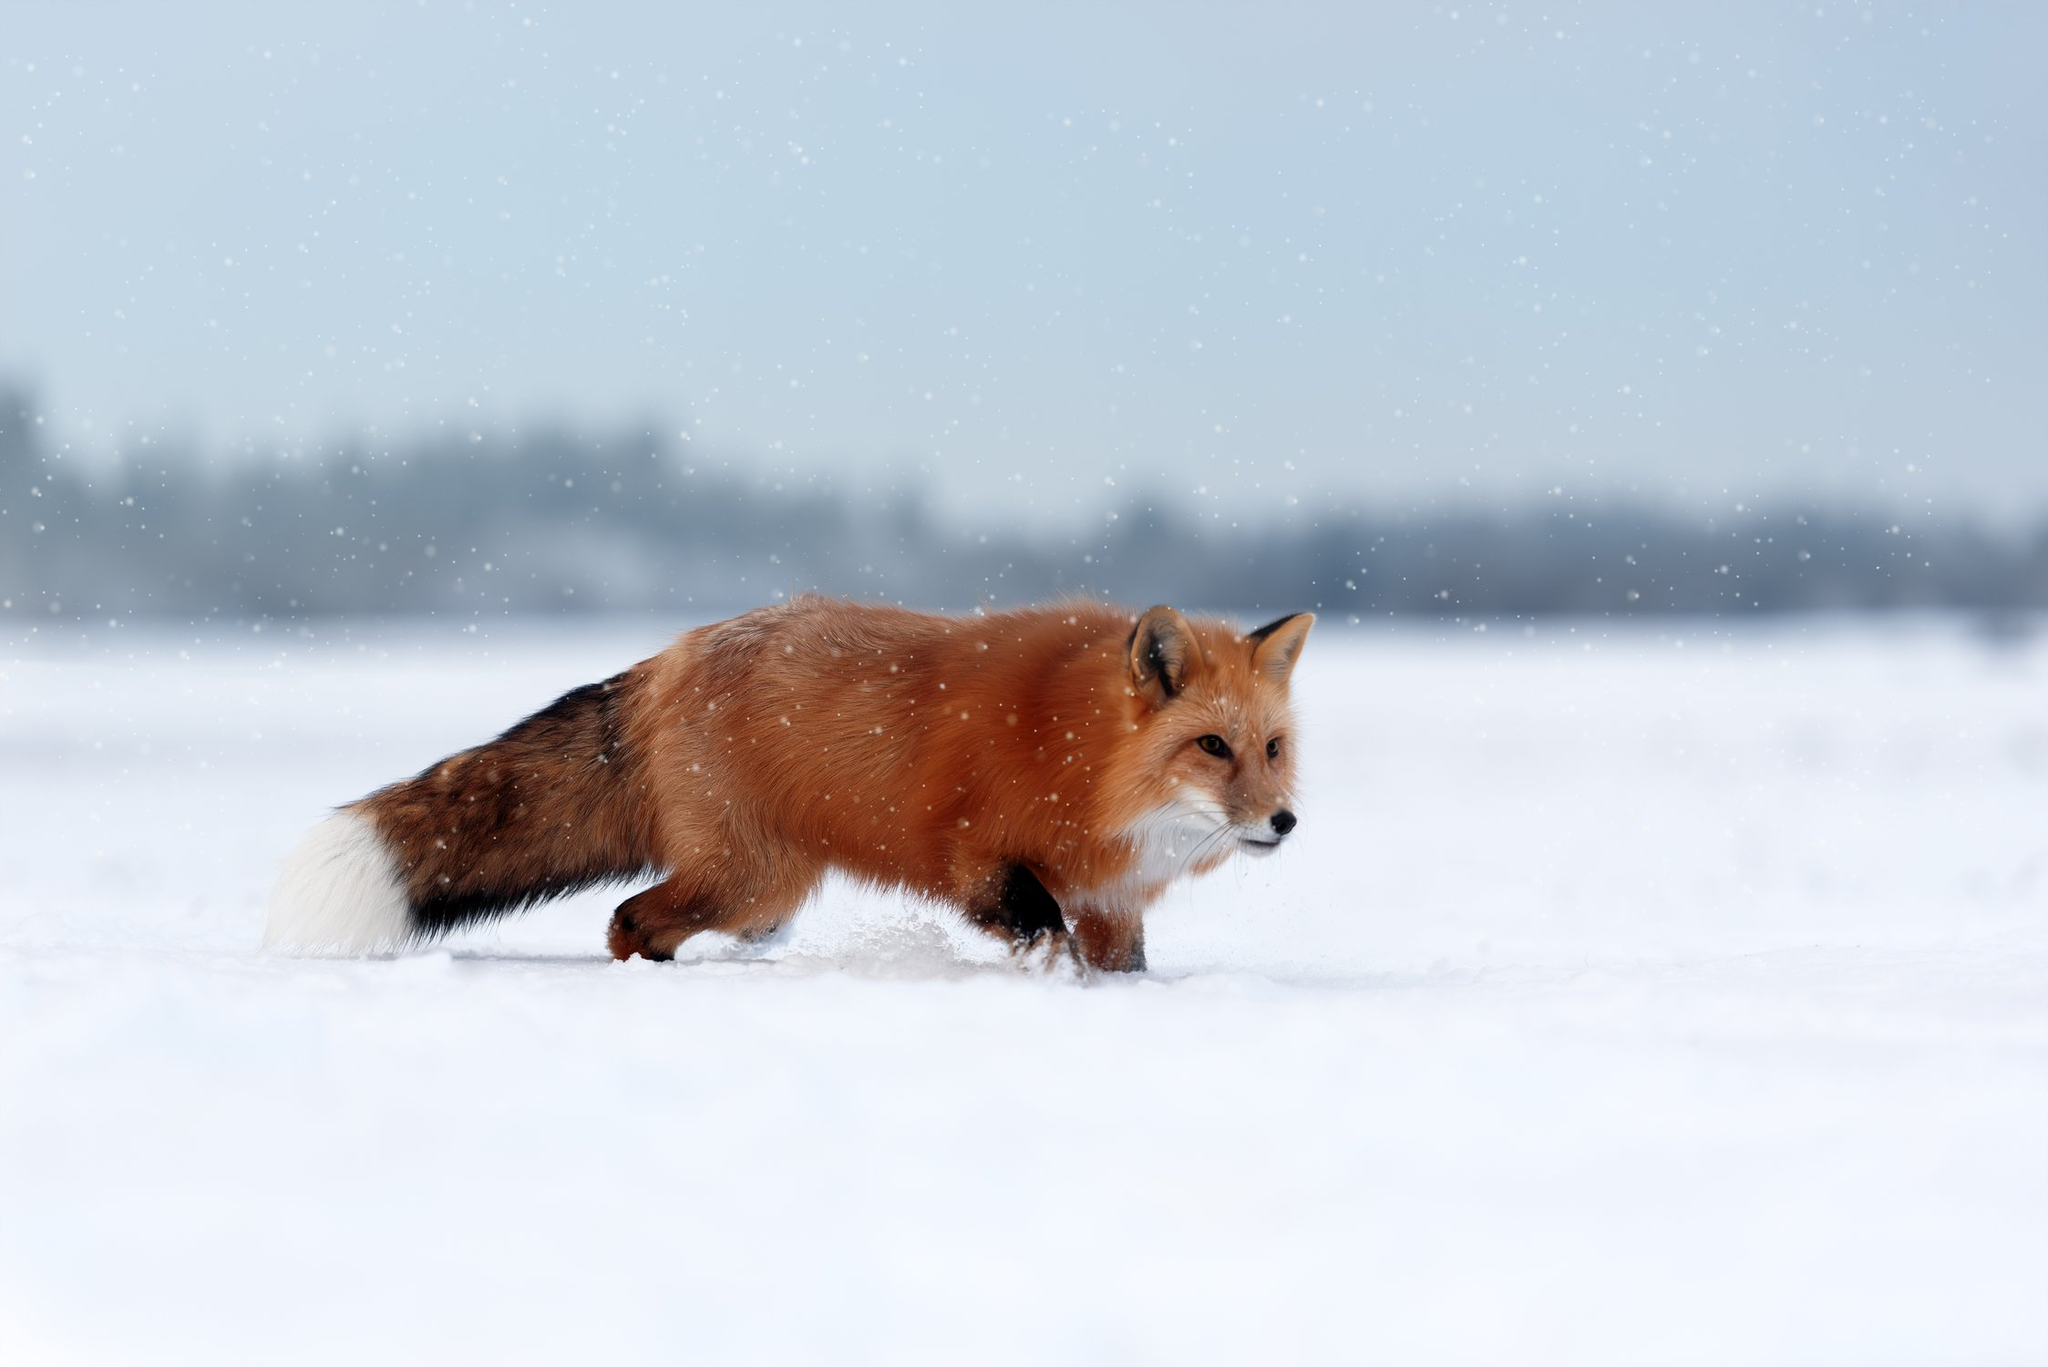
top-left (2, 615), bottom-right (2044, 1365)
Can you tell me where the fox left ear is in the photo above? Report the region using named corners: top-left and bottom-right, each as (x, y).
top-left (1128, 605), bottom-right (1198, 702)
top-left (1247, 611), bottom-right (1314, 683)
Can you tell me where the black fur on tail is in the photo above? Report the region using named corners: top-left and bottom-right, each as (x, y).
top-left (358, 668), bottom-right (658, 938)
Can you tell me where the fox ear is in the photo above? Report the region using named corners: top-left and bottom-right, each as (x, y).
top-left (1128, 605), bottom-right (1198, 702)
top-left (1247, 612), bottom-right (1314, 683)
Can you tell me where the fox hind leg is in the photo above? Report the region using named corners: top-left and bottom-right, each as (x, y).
top-left (608, 881), bottom-right (712, 961)
top-left (607, 850), bottom-right (823, 962)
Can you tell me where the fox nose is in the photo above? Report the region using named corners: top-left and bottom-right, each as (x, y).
top-left (1270, 809), bottom-right (1297, 836)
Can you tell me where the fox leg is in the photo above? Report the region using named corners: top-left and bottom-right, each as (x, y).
top-left (961, 863), bottom-right (1077, 964)
top-left (1070, 905), bottom-right (1147, 973)
top-left (607, 849), bottom-right (823, 962)
top-left (607, 881), bottom-right (717, 961)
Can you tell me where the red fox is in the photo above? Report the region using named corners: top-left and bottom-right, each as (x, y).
top-left (265, 597), bottom-right (1312, 971)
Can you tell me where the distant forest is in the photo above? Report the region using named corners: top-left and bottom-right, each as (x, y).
top-left (3, 382), bottom-right (2044, 623)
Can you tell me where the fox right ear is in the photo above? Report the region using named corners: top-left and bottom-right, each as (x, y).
top-left (1128, 605), bottom-right (1197, 702)
top-left (1247, 611), bottom-right (1314, 684)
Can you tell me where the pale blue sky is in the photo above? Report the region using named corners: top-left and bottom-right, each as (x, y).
top-left (4, 1), bottom-right (2042, 523)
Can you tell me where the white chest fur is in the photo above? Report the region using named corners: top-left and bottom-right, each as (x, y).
top-left (1083, 799), bottom-right (1232, 908)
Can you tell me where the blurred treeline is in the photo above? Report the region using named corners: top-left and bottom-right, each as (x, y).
top-left (3, 382), bottom-right (2044, 622)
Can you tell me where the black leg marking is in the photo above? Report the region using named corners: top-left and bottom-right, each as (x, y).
top-left (968, 863), bottom-right (1067, 943)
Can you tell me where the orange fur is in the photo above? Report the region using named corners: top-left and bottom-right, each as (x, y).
top-left (337, 596), bottom-right (1312, 971)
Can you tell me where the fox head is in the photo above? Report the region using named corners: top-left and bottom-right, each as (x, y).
top-left (1103, 604), bottom-right (1313, 883)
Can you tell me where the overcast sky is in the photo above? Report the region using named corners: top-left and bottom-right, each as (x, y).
top-left (4, 1), bottom-right (2042, 525)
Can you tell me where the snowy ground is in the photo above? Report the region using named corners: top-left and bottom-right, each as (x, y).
top-left (2, 613), bottom-right (2044, 1365)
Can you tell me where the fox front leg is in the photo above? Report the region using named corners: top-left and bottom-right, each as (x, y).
top-left (1069, 905), bottom-right (1146, 974)
top-left (962, 862), bottom-right (1082, 972)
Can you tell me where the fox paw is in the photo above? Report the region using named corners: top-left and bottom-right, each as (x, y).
top-left (1013, 929), bottom-right (1087, 980)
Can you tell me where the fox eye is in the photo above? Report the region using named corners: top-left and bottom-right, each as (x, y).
top-left (1195, 734), bottom-right (1232, 759)
top-left (1266, 737), bottom-right (1282, 760)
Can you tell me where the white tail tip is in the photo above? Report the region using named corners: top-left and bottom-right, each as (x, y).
top-left (264, 810), bottom-right (413, 956)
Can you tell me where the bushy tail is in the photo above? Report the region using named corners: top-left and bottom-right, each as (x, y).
top-left (264, 669), bottom-right (655, 955)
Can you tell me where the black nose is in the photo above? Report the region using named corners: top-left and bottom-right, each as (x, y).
top-left (1270, 809), bottom-right (1297, 836)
